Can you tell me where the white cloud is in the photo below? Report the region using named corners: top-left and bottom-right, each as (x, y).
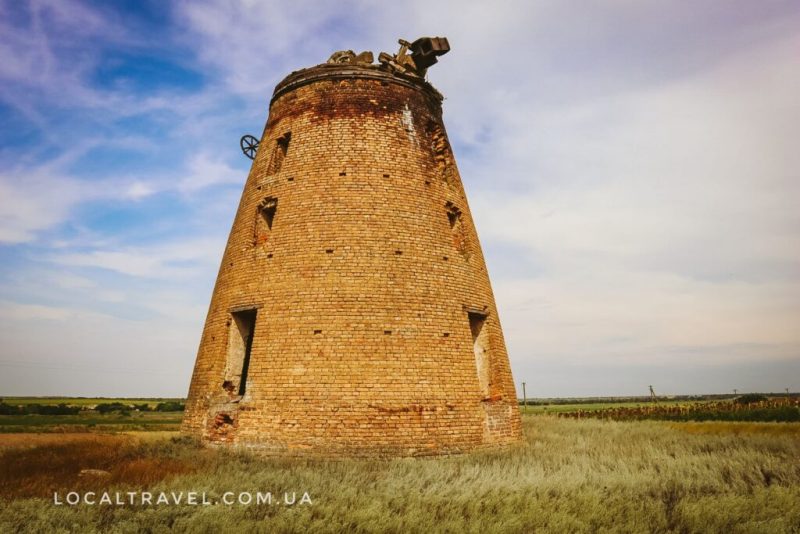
top-left (178, 152), bottom-right (243, 193)
top-left (469, 30), bottom-right (800, 382)
top-left (50, 236), bottom-right (225, 279)
top-left (0, 166), bottom-right (96, 244)
top-left (123, 181), bottom-right (157, 201)
top-left (0, 300), bottom-right (73, 321)
top-left (52, 273), bottom-right (96, 290)
top-left (174, 0), bottom-right (366, 96)
top-left (1, 0), bottom-right (798, 396)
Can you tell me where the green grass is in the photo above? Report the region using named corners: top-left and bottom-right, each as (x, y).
top-left (1, 415), bottom-right (799, 533)
top-left (0, 412), bottom-right (183, 433)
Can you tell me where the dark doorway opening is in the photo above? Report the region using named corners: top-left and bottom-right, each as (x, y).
top-left (226, 309), bottom-right (257, 396)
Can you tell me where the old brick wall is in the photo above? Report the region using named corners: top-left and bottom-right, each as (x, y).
top-left (182, 65), bottom-right (522, 456)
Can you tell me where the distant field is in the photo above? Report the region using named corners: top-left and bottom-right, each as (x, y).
top-left (0, 397), bottom-right (184, 408)
top-left (0, 398), bottom-right (185, 433)
top-left (0, 412), bottom-right (182, 433)
top-left (520, 400), bottom-right (715, 414)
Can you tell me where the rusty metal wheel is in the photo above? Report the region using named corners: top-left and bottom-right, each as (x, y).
top-left (240, 134), bottom-right (259, 160)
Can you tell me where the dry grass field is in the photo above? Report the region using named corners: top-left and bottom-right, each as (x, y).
top-left (1, 415), bottom-right (799, 533)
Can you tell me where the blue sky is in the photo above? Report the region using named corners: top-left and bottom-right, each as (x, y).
top-left (1, 0), bottom-right (798, 397)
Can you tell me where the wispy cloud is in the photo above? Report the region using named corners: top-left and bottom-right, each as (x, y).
top-left (0, 163), bottom-right (98, 244)
top-left (50, 235), bottom-right (225, 279)
top-left (0, 0), bottom-right (798, 396)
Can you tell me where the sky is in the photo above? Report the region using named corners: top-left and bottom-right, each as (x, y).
top-left (0, 0), bottom-right (798, 398)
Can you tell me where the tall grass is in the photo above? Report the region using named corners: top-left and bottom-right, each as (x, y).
top-left (1, 417), bottom-right (799, 533)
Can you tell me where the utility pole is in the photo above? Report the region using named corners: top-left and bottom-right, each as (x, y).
top-left (522, 382), bottom-right (527, 413)
top-left (733, 388), bottom-right (738, 396)
top-left (649, 385), bottom-right (657, 403)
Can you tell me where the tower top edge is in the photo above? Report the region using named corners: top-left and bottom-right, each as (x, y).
top-left (271, 36), bottom-right (450, 105)
top-left (271, 64), bottom-right (443, 104)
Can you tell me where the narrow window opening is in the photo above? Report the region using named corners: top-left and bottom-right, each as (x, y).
top-left (259, 197), bottom-right (277, 229)
top-left (468, 311), bottom-right (490, 397)
top-left (339, 171), bottom-right (347, 176)
top-left (384, 330), bottom-right (392, 335)
top-left (446, 201), bottom-right (469, 258)
top-left (325, 248), bottom-right (334, 254)
top-left (224, 309), bottom-right (257, 397)
top-left (277, 133), bottom-right (290, 152)
top-left (314, 329), bottom-right (322, 335)
top-left (445, 201), bottom-right (461, 228)
top-left (255, 197), bottom-right (277, 246)
top-left (266, 132), bottom-right (291, 175)
top-left (383, 173), bottom-right (390, 178)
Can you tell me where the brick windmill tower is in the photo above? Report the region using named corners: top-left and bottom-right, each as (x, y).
top-left (182, 38), bottom-right (522, 456)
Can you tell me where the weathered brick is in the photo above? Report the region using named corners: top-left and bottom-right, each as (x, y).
top-left (182, 60), bottom-right (522, 456)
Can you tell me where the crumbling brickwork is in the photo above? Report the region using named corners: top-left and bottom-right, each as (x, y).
top-left (182, 59), bottom-right (522, 456)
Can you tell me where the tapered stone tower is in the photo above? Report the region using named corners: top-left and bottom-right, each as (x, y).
top-left (182, 38), bottom-right (522, 456)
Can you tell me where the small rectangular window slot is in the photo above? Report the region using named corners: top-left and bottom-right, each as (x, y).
top-left (325, 249), bottom-right (334, 254)
top-left (443, 256), bottom-right (449, 261)
top-left (384, 330), bottom-right (392, 335)
top-left (278, 132), bottom-right (291, 150)
top-left (383, 173), bottom-right (390, 178)
top-left (445, 201), bottom-right (462, 228)
top-left (314, 329), bottom-right (322, 335)
top-left (266, 253), bottom-right (273, 259)
top-left (339, 171), bottom-right (347, 176)
top-left (287, 177), bottom-right (294, 182)
top-left (259, 197), bottom-right (278, 230)
top-left (425, 180), bottom-right (431, 186)
top-left (442, 332), bottom-right (450, 337)
top-left (394, 250), bottom-right (403, 255)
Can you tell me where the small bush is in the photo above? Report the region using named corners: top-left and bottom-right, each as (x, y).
top-left (154, 401), bottom-right (185, 412)
top-left (95, 402), bottom-right (131, 414)
top-left (735, 393), bottom-right (768, 405)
